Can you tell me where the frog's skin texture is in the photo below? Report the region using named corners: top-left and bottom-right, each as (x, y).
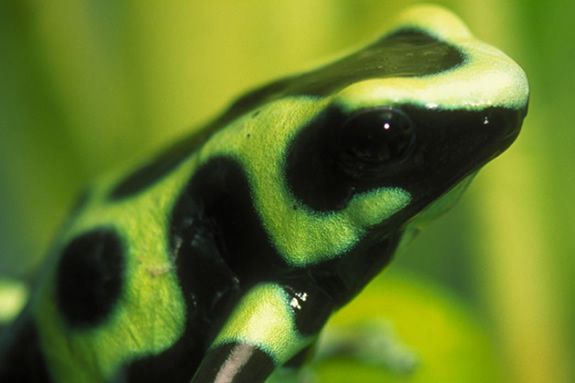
top-left (0, 5), bottom-right (528, 383)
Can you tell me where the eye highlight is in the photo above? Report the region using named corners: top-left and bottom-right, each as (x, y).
top-left (337, 108), bottom-right (415, 178)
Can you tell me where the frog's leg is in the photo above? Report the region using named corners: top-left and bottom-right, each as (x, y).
top-left (0, 306), bottom-right (52, 382)
top-left (190, 282), bottom-right (332, 383)
top-left (316, 319), bottom-right (418, 374)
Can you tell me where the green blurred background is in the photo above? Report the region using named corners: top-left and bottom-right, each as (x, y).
top-left (0, 1), bottom-right (572, 382)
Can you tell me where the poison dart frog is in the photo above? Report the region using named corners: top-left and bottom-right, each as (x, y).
top-left (0, 5), bottom-right (528, 383)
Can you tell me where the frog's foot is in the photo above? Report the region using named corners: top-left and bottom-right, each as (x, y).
top-left (316, 319), bottom-right (419, 375)
top-left (268, 319), bottom-right (418, 382)
top-left (267, 366), bottom-right (315, 383)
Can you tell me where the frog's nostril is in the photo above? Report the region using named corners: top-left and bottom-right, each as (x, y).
top-left (481, 107), bottom-right (525, 150)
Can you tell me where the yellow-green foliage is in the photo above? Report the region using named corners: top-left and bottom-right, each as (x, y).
top-left (312, 271), bottom-right (503, 383)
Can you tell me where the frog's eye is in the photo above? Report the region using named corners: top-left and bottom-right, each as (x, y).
top-left (337, 108), bottom-right (415, 178)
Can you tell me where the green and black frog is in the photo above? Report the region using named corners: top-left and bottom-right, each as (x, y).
top-left (0, 5), bottom-right (528, 383)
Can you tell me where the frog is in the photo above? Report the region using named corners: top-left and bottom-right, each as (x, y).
top-left (0, 4), bottom-right (528, 383)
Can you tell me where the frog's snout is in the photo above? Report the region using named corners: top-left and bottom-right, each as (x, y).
top-left (486, 105), bottom-right (527, 156)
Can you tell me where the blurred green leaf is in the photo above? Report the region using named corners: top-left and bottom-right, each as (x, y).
top-left (309, 271), bottom-right (502, 382)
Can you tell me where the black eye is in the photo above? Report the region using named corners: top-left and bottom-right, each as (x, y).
top-left (337, 108), bottom-right (415, 177)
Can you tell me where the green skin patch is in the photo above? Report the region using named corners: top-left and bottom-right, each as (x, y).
top-left (213, 283), bottom-right (310, 364)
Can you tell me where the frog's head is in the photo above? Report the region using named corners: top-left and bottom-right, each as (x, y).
top-left (204, 6), bottom-right (528, 277)
top-left (287, 4), bottom-right (528, 220)
top-left (248, 5), bottom-right (528, 268)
